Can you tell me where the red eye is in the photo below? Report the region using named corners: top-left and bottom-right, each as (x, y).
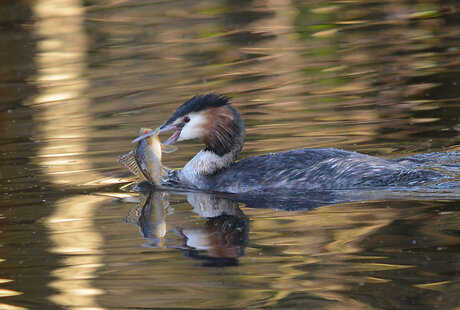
top-left (183, 116), bottom-right (190, 123)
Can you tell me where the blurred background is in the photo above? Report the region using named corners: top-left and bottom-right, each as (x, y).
top-left (0, 0), bottom-right (459, 309)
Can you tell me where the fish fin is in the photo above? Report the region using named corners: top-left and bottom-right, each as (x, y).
top-left (161, 167), bottom-right (169, 178)
top-left (161, 166), bottom-right (172, 181)
top-left (124, 201), bottom-right (142, 224)
top-left (119, 151), bottom-right (144, 179)
top-left (137, 192), bottom-right (149, 209)
top-left (161, 144), bottom-right (178, 153)
top-left (124, 193), bottom-right (150, 224)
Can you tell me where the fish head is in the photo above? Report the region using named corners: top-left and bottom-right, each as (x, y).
top-left (139, 127), bottom-right (162, 159)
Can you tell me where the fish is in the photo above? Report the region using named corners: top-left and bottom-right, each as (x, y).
top-left (119, 127), bottom-right (177, 186)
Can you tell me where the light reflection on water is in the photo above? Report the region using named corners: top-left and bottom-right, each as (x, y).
top-left (30, 0), bottom-right (106, 309)
top-left (0, 0), bottom-right (459, 309)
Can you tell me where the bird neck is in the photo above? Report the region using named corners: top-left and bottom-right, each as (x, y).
top-left (181, 106), bottom-right (245, 183)
top-left (183, 145), bottom-right (241, 176)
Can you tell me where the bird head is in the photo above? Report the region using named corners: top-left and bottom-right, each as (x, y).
top-left (133, 94), bottom-right (245, 156)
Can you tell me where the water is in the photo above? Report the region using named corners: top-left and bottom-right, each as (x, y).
top-left (1, 0), bottom-right (459, 309)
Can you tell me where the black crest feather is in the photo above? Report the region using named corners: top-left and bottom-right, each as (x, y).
top-left (166, 93), bottom-right (231, 124)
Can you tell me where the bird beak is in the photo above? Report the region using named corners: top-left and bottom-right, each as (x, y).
top-left (159, 123), bottom-right (176, 133)
top-left (160, 123), bottom-right (182, 145)
top-left (130, 123), bottom-right (178, 144)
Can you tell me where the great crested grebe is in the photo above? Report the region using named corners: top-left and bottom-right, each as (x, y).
top-left (133, 94), bottom-right (441, 193)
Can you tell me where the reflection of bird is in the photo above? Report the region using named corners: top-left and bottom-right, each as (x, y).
top-left (126, 186), bottom-right (249, 267)
top-left (135, 94), bottom-right (442, 193)
top-left (173, 192), bottom-right (249, 267)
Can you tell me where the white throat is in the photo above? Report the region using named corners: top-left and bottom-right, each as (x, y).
top-left (179, 149), bottom-right (236, 188)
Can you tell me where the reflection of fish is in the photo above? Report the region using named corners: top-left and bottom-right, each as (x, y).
top-left (124, 189), bottom-right (173, 248)
top-left (119, 127), bottom-right (177, 186)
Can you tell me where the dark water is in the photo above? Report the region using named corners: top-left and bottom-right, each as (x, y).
top-left (1, 0), bottom-right (460, 309)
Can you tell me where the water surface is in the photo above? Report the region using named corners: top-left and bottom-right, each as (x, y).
top-left (0, 0), bottom-right (459, 309)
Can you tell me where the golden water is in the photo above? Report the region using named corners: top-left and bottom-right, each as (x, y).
top-left (0, 0), bottom-right (459, 309)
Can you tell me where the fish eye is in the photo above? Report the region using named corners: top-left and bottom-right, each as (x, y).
top-left (183, 116), bottom-right (190, 123)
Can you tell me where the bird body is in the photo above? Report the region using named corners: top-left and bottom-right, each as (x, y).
top-left (133, 94), bottom-right (443, 193)
top-left (177, 147), bottom-right (439, 193)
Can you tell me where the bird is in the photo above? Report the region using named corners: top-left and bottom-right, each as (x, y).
top-left (132, 93), bottom-right (442, 193)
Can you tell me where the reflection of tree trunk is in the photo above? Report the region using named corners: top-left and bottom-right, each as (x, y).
top-left (30, 1), bottom-right (103, 308)
top-left (250, 0), bottom-right (302, 100)
top-left (45, 196), bottom-right (105, 307)
top-left (0, 1), bottom-right (58, 305)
